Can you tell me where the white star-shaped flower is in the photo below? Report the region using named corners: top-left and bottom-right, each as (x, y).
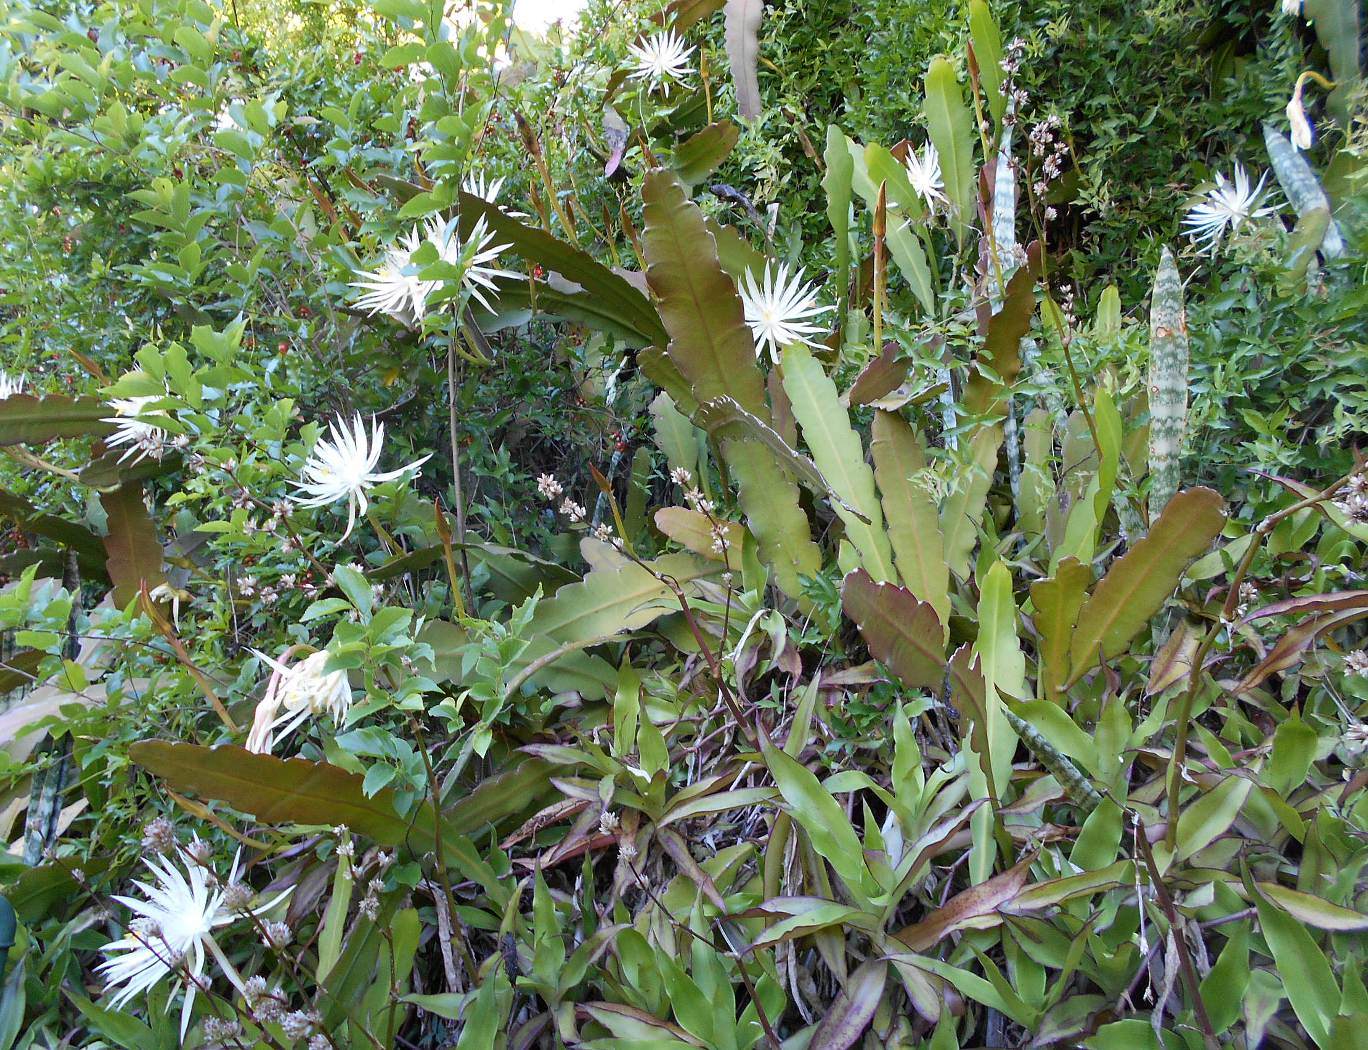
top-left (1181, 163), bottom-right (1274, 253)
top-left (425, 214), bottom-right (518, 314)
top-left (292, 413), bottom-right (431, 539)
top-left (98, 848), bottom-right (284, 1040)
top-left (351, 226), bottom-right (435, 327)
top-left (245, 648), bottom-right (352, 754)
top-left (0, 372), bottom-right (24, 399)
top-left (904, 143), bottom-right (946, 209)
top-left (738, 263), bottom-right (833, 363)
top-left (627, 30), bottom-right (694, 89)
top-left (462, 173), bottom-right (506, 203)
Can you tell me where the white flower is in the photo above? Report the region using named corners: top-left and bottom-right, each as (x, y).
top-left (351, 226), bottom-right (434, 327)
top-left (103, 396), bottom-right (171, 463)
top-left (462, 173), bottom-right (505, 203)
top-left (0, 372), bottom-right (24, 399)
top-left (1344, 650), bottom-right (1368, 677)
top-left (98, 849), bottom-right (281, 1040)
top-left (246, 649), bottom-right (352, 754)
top-left (1281, 0), bottom-right (1302, 16)
top-left (424, 214), bottom-right (518, 314)
top-left (903, 143), bottom-right (946, 209)
top-left (1181, 163), bottom-right (1274, 253)
top-left (627, 30), bottom-right (694, 89)
top-left (291, 413), bottom-right (431, 539)
top-left (213, 99), bottom-right (243, 133)
top-left (738, 263), bottom-right (833, 362)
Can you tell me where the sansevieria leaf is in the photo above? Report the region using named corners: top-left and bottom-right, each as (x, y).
top-left (1146, 246), bottom-right (1189, 520)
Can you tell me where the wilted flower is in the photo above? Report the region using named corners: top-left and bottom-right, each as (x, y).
top-left (0, 372), bottom-right (24, 399)
top-left (1344, 650), bottom-right (1368, 677)
top-left (142, 817), bottom-right (176, 854)
top-left (1286, 88), bottom-right (1313, 151)
top-left (1181, 163), bottom-right (1274, 253)
top-left (104, 395), bottom-right (171, 463)
top-left (292, 413), bottom-right (431, 539)
top-left (245, 648), bottom-right (352, 754)
top-left (627, 30), bottom-right (694, 89)
top-left (98, 849), bottom-right (283, 1040)
top-left (738, 263), bottom-right (833, 363)
top-left (903, 143), bottom-right (946, 208)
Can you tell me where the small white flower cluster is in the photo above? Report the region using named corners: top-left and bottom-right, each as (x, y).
top-left (1233, 581), bottom-right (1259, 620)
top-left (684, 487), bottom-right (715, 515)
top-left (1028, 115), bottom-right (1068, 213)
top-left (536, 473), bottom-right (563, 502)
top-left (1334, 473), bottom-right (1368, 526)
top-left (244, 975), bottom-right (286, 1025)
top-left (708, 522), bottom-right (730, 556)
top-left (669, 466), bottom-right (692, 488)
top-left (1000, 37), bottom-right (1027, 126)
top-left (1343, 649), bottom-right (1368, 677)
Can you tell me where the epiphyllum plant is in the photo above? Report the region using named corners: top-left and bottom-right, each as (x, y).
top-left (292, 413), bottom-right (431, 539)
top-left (738, 263), bottom-right (832, 362)
top-left (98, 846), bottom-right (283, 1039)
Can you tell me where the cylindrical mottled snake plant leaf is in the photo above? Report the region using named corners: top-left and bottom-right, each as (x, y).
top-left (1146, 246), bottom-right (1189, 521)
top-left (1263, 123), bottom-right (1344, 258)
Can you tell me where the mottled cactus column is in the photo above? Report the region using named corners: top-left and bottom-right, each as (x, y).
top-left (1147, 246), bottom-right (1189, 522)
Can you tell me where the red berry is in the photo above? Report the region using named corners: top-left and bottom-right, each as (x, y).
top-left (297, 305), bottom-right (311, 317)
top-left (277, 341), bottom-right (289, 354)
top-left (354, 51), bottom-right (364, 65)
